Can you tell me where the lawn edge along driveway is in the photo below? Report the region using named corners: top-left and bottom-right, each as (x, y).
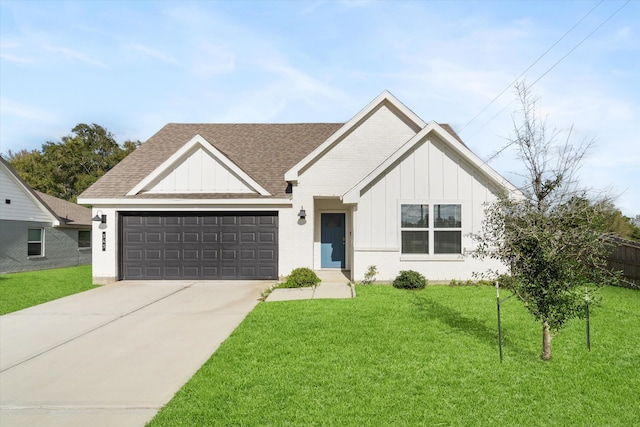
top-left (0, 280), bottom-right (268, 427)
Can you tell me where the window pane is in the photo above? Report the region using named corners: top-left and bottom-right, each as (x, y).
top-left (28, 242), bottom-right (42, 256)
top-left (78, 230), bottom-right (91, 248)
top-left (402, 231), bottom-right (429, 254)
top-left (434, 231), bottom-right (461, 254)
top-left (28, 228), bottom-right (42, 241)
top-left (401, 204), bottom-right (429, 228)
top-left (434, 204), bottom-right (461, 228)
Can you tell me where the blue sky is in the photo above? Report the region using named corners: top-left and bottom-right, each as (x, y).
top-left (1, 0), bottom-right (638, 216)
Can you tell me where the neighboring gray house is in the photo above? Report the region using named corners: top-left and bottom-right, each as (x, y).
top-left (0, 156), bottom-right (92, 273)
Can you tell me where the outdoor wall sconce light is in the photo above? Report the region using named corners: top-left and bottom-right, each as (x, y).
top-left (297, 207), bottom-right (306, 220)
top-left (92, 210), bottom-right (107, 224)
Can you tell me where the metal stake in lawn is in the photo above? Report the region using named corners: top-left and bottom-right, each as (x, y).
top-left (496, 281), bottom-right (515, 363)
top-left (585, 287), bottom-right (591, 351)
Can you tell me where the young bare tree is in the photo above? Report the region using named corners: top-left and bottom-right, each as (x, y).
top-left (473, 83), bottom-right (620, 360)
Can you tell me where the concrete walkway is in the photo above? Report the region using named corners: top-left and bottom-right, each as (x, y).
top-left (0, 280), bottom-right (269, 427)
top-left (266, 270), bottom-right (355, 302)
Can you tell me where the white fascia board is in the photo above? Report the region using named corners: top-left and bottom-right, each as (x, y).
top-left (126, 134), bottom-right (271, 196)
top-left (284, 90), bottom-right (426, 182)
top-left (342, 121), bottom-right (520, 204)
top-left (77, 197), bottom-right (293, 207)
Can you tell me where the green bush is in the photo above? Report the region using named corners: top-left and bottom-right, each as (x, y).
top-left (362, 265), bottom-right (378, 284)
top-left (392, 270), bottom-right (427, 290)
top-left (281, 267), bottom-right (321, 288)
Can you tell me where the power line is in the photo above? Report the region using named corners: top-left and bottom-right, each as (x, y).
top-left (465, 0), bottom-right (631, 163)
top-left (458, 0), bottom-right (605, 134)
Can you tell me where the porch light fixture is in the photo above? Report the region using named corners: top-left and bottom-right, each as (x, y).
top-left (92, 210), bottom-right (107, 224)
top-left (297, 207), bottom-right (306, 220)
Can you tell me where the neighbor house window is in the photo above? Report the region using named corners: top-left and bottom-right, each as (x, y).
top-left (78, 230), bottom-right (91, 248)
top-left (401, 204), bottom-right (462, 255)
top-left (28, 228), bottom-right (44, 256)
top-left (401, 204), bottom-right (429, 254)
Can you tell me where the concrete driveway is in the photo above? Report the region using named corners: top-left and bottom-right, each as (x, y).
top-left (0, 280), bottom-right (269, 427)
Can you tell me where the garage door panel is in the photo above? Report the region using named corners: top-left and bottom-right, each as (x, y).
top-left (145, 217), bottom-right (162, 226)
top-left (221, 232), bottom-right (237, 242)
top-left (259, 249), bottom-right (276, 260)
top-left (146, 249), bottom-right (161, 260)
top-left (203, 232), bottom-right (218, 243)
top-left (164, 232), bottom-right (181, 243)
top-left (221, 216), bottom-right (237, 226)
top-left (240, 216), bottom-right (256, 225)
top-left (202, 249), bottom-right (219, 260)
top-left (121, 212), bottom-right (278, 280)
top-left (221, 249), bottom-right (237, 260)
top-left (126, 232), bottom-right (143, 244)
top-left (183, 249), bottom-right (199, 260)
top-left (184, 232), bottom-right (199, 243)
top-left (164, 249), bottom-right (180, 260)
top-left (164, 217), bottom-right (180, 226)
top-left (240, 232), bottom-right (256, 242)
top-left (259, 232), bottom-right (275, 242)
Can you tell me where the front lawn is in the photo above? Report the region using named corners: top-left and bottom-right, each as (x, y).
top-left (0, 265), bottom-right (98, 315)
top-left (148, 285), bottom-right (639, 426)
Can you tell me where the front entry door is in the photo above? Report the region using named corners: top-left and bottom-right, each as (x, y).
top-left (321, 213), bottom-right (345, 268)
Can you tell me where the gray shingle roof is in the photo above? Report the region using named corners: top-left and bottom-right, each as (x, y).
top-left (80, 123), bottom-right (344, 200)
top-left (79, 121), bottom-right (465, 200)
top-left (35, 191), bottom-right (92, 228)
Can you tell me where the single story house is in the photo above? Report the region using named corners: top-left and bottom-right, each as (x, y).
top-left (0, 156), bottom-right (92, 273)
top-left (78, 91), bottom-right (516, 284)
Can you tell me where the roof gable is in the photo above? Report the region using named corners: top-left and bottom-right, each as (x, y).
top-left (284, 90), bottom-right (425, 182)
top-left (128, 135), bottom-right (270, 196)
top-left (0, 157), bottom-right (90, 227)
top-left (78, 123), bottom-right (343, 202)
top-left (342, 121), bottom-right (519, 203)
top-left (0, 156), bottom-right (58, 224)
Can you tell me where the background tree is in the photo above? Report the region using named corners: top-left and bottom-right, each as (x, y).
top-left (601, 204), bottom-right (640, 241)
top-left (472, 83), bottom-right (620, 361)
top-left (6, 123), bottom-right (140, 202)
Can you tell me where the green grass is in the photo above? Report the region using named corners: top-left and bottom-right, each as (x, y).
top-left (0, 265), bottom-right (98, 315)
top-left (148, 285), bottom-right (640, 426)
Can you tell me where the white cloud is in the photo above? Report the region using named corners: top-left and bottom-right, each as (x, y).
top-left (44, 45), bottom-right (104, 67)
top-left (191, 42), bottom-right (236, 77)
top-left (0, 98), bottom-right (57, 123)
top-left (125, 44), bottom-right (179, 65)
top-left (0, 53), bottom-right (35, 64)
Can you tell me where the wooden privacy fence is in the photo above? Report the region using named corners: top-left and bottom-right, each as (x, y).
top-left (606, 236), bottom-right (640, 289)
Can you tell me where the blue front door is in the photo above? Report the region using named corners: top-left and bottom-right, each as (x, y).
top-left (321, 213), bottom-right (345, 268)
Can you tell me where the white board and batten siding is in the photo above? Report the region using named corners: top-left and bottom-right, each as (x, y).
top-left (352, 133), bottom-right (504, 282)
top-left (146, 146), bottom-right (254, 194)
top-left (288, 104), bottom-right (420, 271)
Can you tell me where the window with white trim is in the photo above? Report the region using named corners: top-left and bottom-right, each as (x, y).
top-left (401, 204), bottom-right (462, 255)
top-left (28, 228), bottom-right (44, 256)
top-left (401, 204), bottom-right (429, 253)
top-left (433, 204), bottom-right (462, 254)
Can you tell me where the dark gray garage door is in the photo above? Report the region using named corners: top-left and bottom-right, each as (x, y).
top-left (120, 212), bottom-right (278, 280)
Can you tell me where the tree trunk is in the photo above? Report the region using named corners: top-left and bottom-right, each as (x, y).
top-left (541, 321), bottom-right (552, 360)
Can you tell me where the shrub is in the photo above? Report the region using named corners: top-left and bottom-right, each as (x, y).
top-left (392, 270), bottom-right (427, 290)
top-left (362, 265), bottom-right (378, 284)
top-left (281, 267), bottom-right (321, 288)
top-left (448, 279), bottom-right (475, 287)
